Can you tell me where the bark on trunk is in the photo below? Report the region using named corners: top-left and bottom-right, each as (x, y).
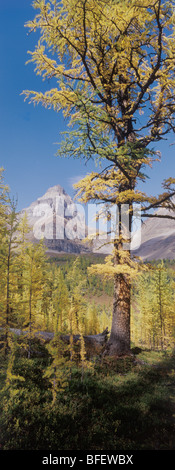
top-left (104, 202), bottom-right (132, 357)
top-left (105, 272), bottom-right (131, 356)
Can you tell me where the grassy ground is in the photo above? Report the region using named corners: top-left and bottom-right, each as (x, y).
top-left (0, 347), bottom-right (175, 451)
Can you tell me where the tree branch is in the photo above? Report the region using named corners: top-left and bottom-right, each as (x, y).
top-left (129, 0), bottom-right (163, 117)
top-left (142, 191), bottom-right (175, 212)
top-left (141, 213), bottom-right (175, 220)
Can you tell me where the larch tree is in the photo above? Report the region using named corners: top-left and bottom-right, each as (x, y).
top-left (150, 262), bottom-right (175, 349)
top-left (132, 263), bottom-right (175, 349)
top-left (0, 169), bottom-right (11, 352)
top-left (24, 0), bottom-right (175, 356)
top-left (0, 169), bottom-right (9, 321)
top-left (14, 212), bottom-right (31, 329)
top-left (22, 241), bottom-right (46, 358)
top-left (3, 199), bottom-right (19, 353)
top-left (0, 169), bottom-right (9, 242)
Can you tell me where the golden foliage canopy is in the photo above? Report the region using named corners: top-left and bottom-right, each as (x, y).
top-left (24, 0), bottom-right (175, 209)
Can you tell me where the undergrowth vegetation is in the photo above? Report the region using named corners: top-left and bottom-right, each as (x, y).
top-left (0, 348), bottom-right (175, 450)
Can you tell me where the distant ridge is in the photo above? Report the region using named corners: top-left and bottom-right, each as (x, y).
top-left (133, 200), bottom-right (175, 260)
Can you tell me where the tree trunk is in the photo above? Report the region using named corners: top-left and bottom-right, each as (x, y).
top-left (105, 272), bottom-right (131, 356)
top-left (104, 202), bottom-right (132, 356)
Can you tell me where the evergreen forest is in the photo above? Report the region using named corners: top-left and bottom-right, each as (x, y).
top-left (0, 169), bottom-right (175, 451)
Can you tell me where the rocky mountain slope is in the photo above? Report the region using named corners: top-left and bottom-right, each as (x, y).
top-left (20, 185), bottom-right (175, 260)
top-left (133, 204), bottom-right (175, 260)
top-left (20, 185), bottom-right (91, 254)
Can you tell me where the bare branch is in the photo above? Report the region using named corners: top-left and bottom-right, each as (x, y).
top-left (141, 213), bottom-right (175, 220)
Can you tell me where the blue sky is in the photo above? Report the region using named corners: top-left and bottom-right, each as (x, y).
top-left (0, 0), bottom-right (174, 211)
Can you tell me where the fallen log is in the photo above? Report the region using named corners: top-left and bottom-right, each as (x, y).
top-left (60, 328), bottom-right (109, 347)
top-left (60, 328), bottom-right (109, 356)
top-left (0, 327), bottom-right (109, 357)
